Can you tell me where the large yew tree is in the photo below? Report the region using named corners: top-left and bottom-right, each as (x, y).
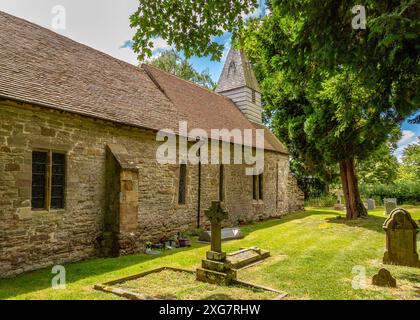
top-left (131, 0), bottom-right (419, 219)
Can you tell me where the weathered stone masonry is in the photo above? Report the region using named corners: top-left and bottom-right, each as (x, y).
top-left (0, 100), bottom-right (303, 277)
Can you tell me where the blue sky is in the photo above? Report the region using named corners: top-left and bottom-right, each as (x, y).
top-left (0, 0), bottom-right (418, 159)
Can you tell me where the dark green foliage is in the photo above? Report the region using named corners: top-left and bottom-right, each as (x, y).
top-left (361, 181), bottom-right (420, 204)
top-left (242, 0), bottom-right (418, 165)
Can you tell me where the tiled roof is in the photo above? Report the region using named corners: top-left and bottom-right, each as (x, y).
top-left (0, 10), bottom-right (287, 154)
top-left (0, 10), bottom-right (179, 132)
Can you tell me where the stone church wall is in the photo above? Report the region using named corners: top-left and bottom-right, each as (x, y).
top-left (0, 100), bottom-right (303, 277)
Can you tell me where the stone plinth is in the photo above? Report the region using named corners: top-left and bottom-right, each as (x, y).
top-left (196, 268), bottom-right (237, 285)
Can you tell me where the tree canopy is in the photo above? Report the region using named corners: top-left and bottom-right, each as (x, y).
top-left (150, 49), bottom-right (216, 89)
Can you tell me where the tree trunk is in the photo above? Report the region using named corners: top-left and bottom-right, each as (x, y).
top-left (339, 158), bottom-right (367, 219)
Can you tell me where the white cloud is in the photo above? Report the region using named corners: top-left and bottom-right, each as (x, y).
top-left (398, 130), bottom-right (416, 147)
top-left (151, 37), bottom-right (172, 56)
top-left (395, 130), bottom-right (417, 162)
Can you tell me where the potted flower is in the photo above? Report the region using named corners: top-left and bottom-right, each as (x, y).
top-left (177, 232), bottom-right (190, 247)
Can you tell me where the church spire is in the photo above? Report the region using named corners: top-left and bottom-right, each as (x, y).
top-left (216, 48), bottom-right (262, 124)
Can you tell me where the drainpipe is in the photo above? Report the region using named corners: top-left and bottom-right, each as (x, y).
top-left (197, 138), bottom-right (202, 229)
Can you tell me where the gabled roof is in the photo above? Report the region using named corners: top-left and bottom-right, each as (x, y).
top-left (0, 10), bottom-right (287, 154)
top-left (216, 49), bottom-right (260, 93)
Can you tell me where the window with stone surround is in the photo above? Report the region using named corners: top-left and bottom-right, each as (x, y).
top-left (252, 173), bottom-right (263, 201)
top-left (178, 163), bottom-right (187, 204)
top-left (31, 150), bottom-right (66, 210)
top-left (252, 174), bottom-right (257, 200)
top-left (258, 173), bottom-right (264, 200)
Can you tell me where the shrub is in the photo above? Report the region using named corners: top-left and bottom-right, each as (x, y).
top-left (305, 194), bottom-right (337, 207)
top-left (360, 181), bottom-right (420, 205)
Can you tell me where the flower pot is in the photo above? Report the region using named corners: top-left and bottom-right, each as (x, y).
top-left (178, 238), bottom-right (190, 247)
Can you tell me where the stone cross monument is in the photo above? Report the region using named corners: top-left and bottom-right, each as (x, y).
top-left (196, 201), bottom-right (237, 285)
top-left (382, 208), bottom-right (419, 268)
top-left (206, 200), bottom-right (228, 254)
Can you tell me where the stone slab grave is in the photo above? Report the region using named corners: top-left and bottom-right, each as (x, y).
top-left (227, 247), bottom-right (270, 269)
top-left (384, 198), bottom-right (397, 215)
top-left (199, 227), bottom-right (244, 243)
top-left (382, 208), bottom-right (419, 268)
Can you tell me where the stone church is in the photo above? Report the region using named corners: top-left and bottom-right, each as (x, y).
top-left (0, 11), bottom-right (303, 277)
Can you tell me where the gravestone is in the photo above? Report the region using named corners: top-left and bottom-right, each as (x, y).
top-left (384, 198), bottom-right (397, 215)
top-left (372, 268), bottom-right (396, 287)
top-left (366, 199), bottom-right (376, 210)
top-left (334, 190), bottom-right (344, 210)
top-left (199, 228), bottom-right (244, 243)
top-left (196, 201), bottom-right (237, 285)
top-left (382, 208), bottom-right (419, 268)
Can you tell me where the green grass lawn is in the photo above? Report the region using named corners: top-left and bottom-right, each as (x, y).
top-left (1, 206), bottom-right (419, 300)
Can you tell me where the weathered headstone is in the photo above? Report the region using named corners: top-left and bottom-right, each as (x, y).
top-left (384, 198), bottom-right (397, 215)
top-left (372, 268), bottom-right (397, 287)
top-left (199, 227), bottom-right (244, 243)
top-left (196, 201), bottom-right (237, 285)
top-left (366, 199), bottom-right (376, 210)
top-left (382, 208), bottom-right (419, 268)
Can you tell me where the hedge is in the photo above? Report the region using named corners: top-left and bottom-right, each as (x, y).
top-left (360, 181), bottom-right (420, 205)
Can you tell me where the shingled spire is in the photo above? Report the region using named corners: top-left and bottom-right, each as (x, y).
top-left (216, 48), bottom-right (262, 124)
